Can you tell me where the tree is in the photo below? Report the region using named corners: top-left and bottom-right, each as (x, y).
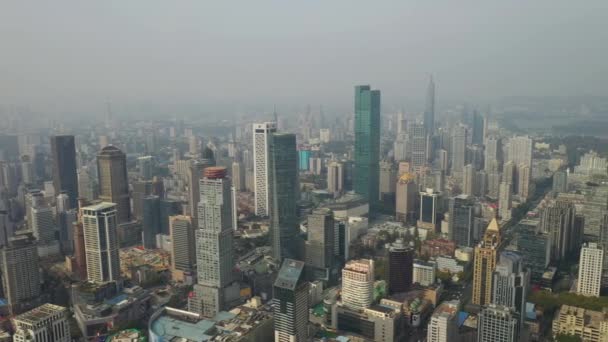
top-left (555, 334), bottom-right (582, 342)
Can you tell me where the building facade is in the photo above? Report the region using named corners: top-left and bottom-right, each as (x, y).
top-left (354, 85), bottom-right (381, 209)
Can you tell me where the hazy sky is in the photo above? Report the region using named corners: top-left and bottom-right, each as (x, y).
top-left (1, 1), bottom-right (607, 115)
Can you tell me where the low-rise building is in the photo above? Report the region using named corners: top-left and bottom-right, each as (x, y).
top-left (12, 304), bottom-right (70, 342)
top-left (413, 260), bottom-right (436, 287)
top-left (552, 305), bottom-right (608, 342)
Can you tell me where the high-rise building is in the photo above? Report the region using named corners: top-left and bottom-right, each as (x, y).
top-left (342, 259), bottom-right (374, 310)
top-left (517, 163), bottom-right (531, 200)
top-left (142, 195), bottom-right (161, 248)
top-left (191, 167), bottom-right (234, 317)
top-left (97, 145), bottom-right (131, 223)
top-left (379, 160), bottom-right (397, 201)
top-left (387, 239), bottom-right (414, 294)
top-left (507, 136), bottom-right (532, 168)
top-left (31, 204), bottom-right (56, 244)
top-left (498, 182), bottom-right (512, 221)
top-left (484, 136), bottom-right (502, 172)
top-left (273, 259), bottom-right (309, 342)
top-left (449, 195), bottom-right (474, 247)
top-left (395, 173), bottom-right (417, 223)
top-left (354, 85), bottom-right (381, 209)
top-left (327, 161), bottom-right (344, 196)
top-left (472, 218), bottom-right (501, 306)
top-left (77, 167), bottom-right (97, 201)
top-left (137, 155), bottom-right (154, 180)
top-left (253, 122), bottom-right (277, 217)
top-left (477, 305), bottom-right (519, 342)
top-left (394, 133), bottom-right (409, 162)
top-left (170, 215), bottom-right (196, 283)
top-left (12, 304), bottom-right (70, 342)
top-left (0, 233), bottom-right (40, 314)
top-left (424, 76), bottom-right (435, 136)
top-left (427, 300), bottom-right (459, 342)
top-left (409, 122), bottom-right (427, 171)
top-left (472, 111), bottom-right (484, 146)
top-left (462, 164), bottom-right (476, 196)
top-left (492, 251), bottom-right (529, 331)
top-left (450, 125), bottom-right (467, 177)
top-left (269, 133), bottom-right (298, 261)
top-left (82, 202), bottom-right (120, 283)
top-left (552, 169), bottom-right (568, 194)
top-left (487, 171), bottom-right (502, 199)
top-left (539, 200), bottom-right (580, 262)
top-left (188, 158), bottom-right (215, 220)
top-left (502, 161), bottom-right (516, 193)
top-left (576, 242), bottom-right (603, 297)
top-left (50, 135), bottom-right (78, 208)
top-left (305, 208), bottom-right (334, 281)
top-left (418, 188), bottom-right (440, 230)
top-left (231, 161), bottom-right (245, 192)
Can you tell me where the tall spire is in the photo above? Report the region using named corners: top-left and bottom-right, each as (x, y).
top-left (424, 75), bottom-right (435, 136)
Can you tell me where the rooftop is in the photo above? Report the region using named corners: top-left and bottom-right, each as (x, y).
top-left (82, 201), bottom-right (116, 211)
top-left (274, 259), bottom-right (305, 290)
top-left (14, 304), bottom-right (67, 324)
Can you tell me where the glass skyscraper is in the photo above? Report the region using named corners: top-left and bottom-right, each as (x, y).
top-left (354, 85), bottom-right (381, 210)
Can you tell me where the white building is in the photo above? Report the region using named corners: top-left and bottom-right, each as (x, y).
top-left (413, 260), bottom-right (436, 286)
top-left (477, 304), bottom-right (519, 342)
top-left (327, 161), bottom-right (344, 196)
top-left (577, 242), bottom-right (604, 297)
top-left (498, 182), bottom-right (512, 221)
top-left (253, 122), bottom-right (276, 217)
top-left (82, 202), bottom-right (120, 283)
top-left (507, 136), bottom-right (532, 168)
top-left (13, 304), bottom-right (70, 342)
top-left (427, 300), bottom-right (459, 342)
top-left (341, 259), bottom-right (374, 310)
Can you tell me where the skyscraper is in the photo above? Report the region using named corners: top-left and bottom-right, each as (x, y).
top-left (269, 133), bottom-right (298, 261)
top-left (12, 304), bottom-right (70, 342)
top-left (517, 163), bottom-right (531, 200)
top-left (427, 300), bottom-right (459, 342)
top-left (540, 200), bottom-right (580, 262)
top-left (170, 215), bottom-right (196, 283)
top-left (273, 259), bottom-right (309, 342)
top-left (450, 125), bottom-right (467, 177)
top-left (188, 158), bottom-right (215, 220)
top-left (462, 164), bottom-right (477, 196)
top-left (507, 136), bottom-right (532, 168)
top-left (142, 195), bottom-right (161, 248)
top-left (231, 160), bottom-right (245, 192)
top-left (498, 182), bottom-right (512, 221)
top-left (192, 167), bottom-right (234, 317)
top-left (424, 76), bottom-right (435, 136)
top-left (419, 188), bottom-right (440, 230)
top-left (409, 122), bottom-right (427, 171)
top-left (472, 218), bottom-right (501, 306)
top-left (327, 161), bottom-right (344, 196)
top-left (492, 251), bottom-right (529, 331)
top-left (342, 259), bottom-right (374, 310)
top-left (253, 122), bottom-right (277, 217)
top-left (387, 239), bottom-right (414, 294)
top-left (576, 242), bottom-right (603, 297)
top-left (82, 202), bottom-right (120, 283)
top-left (448, 195), bottom-right (474, 247)
top-left (0, 233), bottom-right (40, 314)
top-left (395, 173), bottom-right (417, 223)
top-left (97, 145), bottom-right (131, 223)
top-left (305, 208), bottom-right (334, 281)
top-left (354, 85), bottom-right (381, 209)
top-left (477, 305), bottom-right (519, 342)
top-left (50, 135), bottom-right (78, 208)
top-left (484, 136), bottom-right (501, 172)
top-left (552, 169), bottom-right (568, 194)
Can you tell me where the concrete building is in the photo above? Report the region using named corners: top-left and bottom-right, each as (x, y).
top-left (477, 304), bottom-right (519, 342)
top-left (82, 202), bottom-right (120, 283)
top-left (576, 242), bottom-right (603, 297)
top-left (379, 160), bottom-right (397, 200)
top-left (97, 145), bottom-right (131, 223)
top-left (0, 233), bottom-right (40, 314)
top-left (170, 215), bottom-right (196, 283)
top-left (327, 161), bottom-right (344, 196)
top-left (427, 300), bottom-right (460, 342)
top-left (462, 164), bottom-right (476, 196)
top-left (50, 135), bottom-right (78, 208)
top-left (253, 122), bottom-right (276, 217)
top-left (342, 259), bottom-right (374, 310)
top-left (305, 208), bottom-right (334, 282)
top-left (12, 304), bottom-right (70, 342)
top-left (395, 172), bottom-right (417, 223)
top-left (387, 239), bottom-right (414, 294)
top-left (552, 305), bottom-right (608, 342)
top-left (448, 195), bottom-right (474, 248)
top-left (473, 218), bottom-right (501, 306)
top-left (413, 260), bottom-right (436, 287)
top-left (492, 251), bottom-right (529, 331)
top-left (498, 182), bottom-right (512, 221)
top-left (273, 259), bottom-right (309, 342)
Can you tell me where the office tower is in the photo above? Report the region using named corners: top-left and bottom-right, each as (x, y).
top-left (50, 135), bottom-right (78, 208)
top-left (253, 122), bottom-right (277, 217)
top-left (132, 179), bottom-right (162, 219)
top-left (394, 133), bottom-right (409, 162)
top-left (498, 182), bottom-right (512, 221)
top-left (159, 199), bottom-right (181, 234)
top-left (82, 202), bottom-right (120, 283)
top-left (413, 260), bottom-right (436, 286)
top-left (342, 259), bottom-right (374, 310)
top-left (57, 199), bottom-right (76, 254)
top-left (409, 122), bottom-right (427, 171)
top-left (449, 195), bottom-right (474, 247)
top-left (424, 76), bottom-right (435, 136)
top-left (309, 157), bottom-right (323, 175)
top-left (192, 167), bottom-right (234, 317)
top-left (137, 155), bottom-right (153, 180)
top-left (492, 251), bottom-right (529, 331)
top-left (170, 215), bottom-right (196, 283)
top-left (0, 233), bottom-right (40, 314)
top-left (395, 173), bottom-right (417, 223)
top-left (77, 167), bottom-right (96, 201)
top-left (539, 200), bottom-right (579, 261)
top-left (20, 156), bottom-right (34, 185)
top-left (477, 305), bottom-right (519, 342)
top-left (552, 305), bottom-right (608, 341)
top-left (502, 160), bottom-right (515, 193)
top-left (484, 136), bottom-right (501, 172)
top-left (327, 161), bottom-right (344, 196)
top-left (31, 204), bottom-right (56, 244)
top-left (142, 195), bottom-right (161, 248)
top-left (576, 242), bottom-right (603, 297)
top-left (517, 163), bottom-right (531, 200)
top-left (472, 111), bottom-right (484, 145)
top-left (419, 188), bottom-right (440, 229)
top-left (97, 145), bottom-right (131, 223)
top-left (12, 304), bottom-right (70, 342)
top-left (354, 85), bottom-right (381, 209)
top-left (305, 208), bottom-right (335, 281)
top-left (387, 239), bottom-right (414, 294)
top-left (462, 164), bottom-right (476, 196)
top-left (273, 259), bottom-right (309, 342)
top-left (188, 158), bottom-right (215, 220)
top-left (188, 136), bottom-right (199, 155)
top-left (552, 169), bottom-right (568, 193)
top-left (487, 171), bottom-right (501, 199)
top-left (472, 218), bottom-right (501, 306)
top-left (269, 133), bottom-right (298, 261)
top-left (231, 161), bottom-right (245, 191)
top-left (379, 160), bottom-right (397, 201)
top-left (427, 300), bottom-right (459, 342)
top-left (73, 220), bottom-right (87, 280)
top-left (450, 125), bottom-right (467, 176)
top-left (477, 170), bottom-right (487, 196)
top-left (298, 149), bottom-right (312, 171)
top-left (507, 136), bottom-right (532, 168)
top-left (0, 210), bottom-right (10, 247)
